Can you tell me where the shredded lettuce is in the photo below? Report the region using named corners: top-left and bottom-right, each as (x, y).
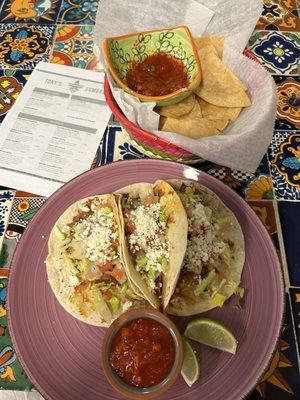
top-left (78, 253), bottom-right (90, 271)
top-left (235, 286), bottom-right (245, 298)
top-left (64, 255), bottom-right (78, 275)
top-left (159, 208), bottom-right (167, 223)
top-left (212, 293), bottom-right (226, 307)
top-left (54, 226), bottom-right (65, 240)
top-left (119, 283), bottom-right (127, 293)
top-left (215, 216), bottom-right (232, 230)
top-left (183, 185), bottom-right (202, 203)
top-left (233, 285), bottom-right (245, 310)
top-left (221, 243), bottom-right (232, 266)
top-left (194, 269), bottom-right (216, 296)
top-left (108, 296), bottom-right (120, 312)
top-left (136, 254), bottom-right (148, 271)
top-left (121, 195), bottom-right (131, 209)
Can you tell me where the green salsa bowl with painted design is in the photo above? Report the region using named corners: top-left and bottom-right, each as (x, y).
top-left (102, 26), bottom-right (201, 106)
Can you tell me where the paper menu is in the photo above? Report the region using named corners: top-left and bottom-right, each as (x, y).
top-left (0, 62), bottom-right (110, 197)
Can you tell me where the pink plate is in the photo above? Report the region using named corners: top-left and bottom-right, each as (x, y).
top-left (7, 159), bottom-right (284, 400)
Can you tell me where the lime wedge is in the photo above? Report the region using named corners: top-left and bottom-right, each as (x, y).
top-left (184, 318), bottom-right (238, 354)
top-left (181, 336), bottom-right (200, 387)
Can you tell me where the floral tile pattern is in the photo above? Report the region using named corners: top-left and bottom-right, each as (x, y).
top-left (9, 197), bottom-right (46, 227)
top-left (0, 69), bottom-right (31, 123)
top-left (0, 276), bottom-right (34, 390)
top-left (268, 131), bottom-right (300, 199)
top-left (51, 25), bottom-right (97, 69)
top-left (247, 200), bottom-right (282, 267)
top-left (247, 31), bottom-right (299, 74)
top-left (274, 76), bottom-right (300, 130)
top-left (0, 24), bottom-right (56, 69)
top-left (0, 191), bottom-right (14, 254)
top-left (94, 126), bottom-right (148, 166)
top-left (57, 0), bottom-right (99, 25)
top-left (0, 0), bottom-right (63, 24)
top-left (255, 0), bottom-right (300, 31)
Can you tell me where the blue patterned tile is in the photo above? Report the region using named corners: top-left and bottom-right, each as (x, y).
top-left (0, 24), bottom-right (56, 69)
top-left (274, 75), bottom-right (300, 131)
top-left (278, 202), bottom-right (300, 286)
top-left (193, 154), bottom-right (274, 200)
top-left (268, 131), bottom-right (300, 200)
top-left (0, 0), bottom-right (63, 24)
top-left (51, 25), bottom-right (97, 69)
top-left (57, 0), bottom-right (99, 24)
top-left (247, 31), bottom-right (299, 74)
top-left (92, 125), bottom-right (117, 166)
top-left (0, 70), bottom-right (31, 123)
top-left (99, 126), bottom-right (148, 163)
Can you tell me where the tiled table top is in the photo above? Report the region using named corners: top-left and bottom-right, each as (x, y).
top-left (0, 0), bottom-right (299, 398)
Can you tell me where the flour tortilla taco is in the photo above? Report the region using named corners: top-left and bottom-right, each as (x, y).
top-left (46, 195), bottom-right (145, 327)
top-left (116, 180), bottom-right (188, 310)
top-left (166, 180), bottom-right (245, 316)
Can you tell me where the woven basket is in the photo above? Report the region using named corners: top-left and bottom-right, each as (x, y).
top-left (104, 50), bottom-right (258, 164)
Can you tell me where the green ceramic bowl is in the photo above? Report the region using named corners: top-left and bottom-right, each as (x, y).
top-left (102, 26), bottom-right (201, 106)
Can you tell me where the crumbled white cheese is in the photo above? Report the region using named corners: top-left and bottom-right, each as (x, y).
top-left (79, 205), bottom-right (90, 212)
top-left (122, 300), bottom-right (133, 312)
top-left (183, 198), bottom-right (225, 274)
top-left (129, 204), bottom-right (167, 250)
top-left (66, 203), bottom-right (119, 264)
top-left (144, 249), bottom-right (167, 272)
top-left (126, 203), bottom-right (170, 290)
top-left (69, 275), bottom-right (79, 286)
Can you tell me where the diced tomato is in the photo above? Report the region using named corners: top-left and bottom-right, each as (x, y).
top-left (145, 194), bottom-right (155, 205)
top-left (218, 271), bottom-right (227, 280)
top-left (106, 268), bottom-right (125, 282)
top-left (112, 238), bottom-right (119, 248)
top-left (102, 290), bottom-right (112, 301)
top-left (75, 282), bottom-right (89, 293)
top-left (99, 261), bottom-right (114, 272)
top-left (199, 224), bottom-right (207, 236)
top-left (125, 220), bottom-right (136, 234)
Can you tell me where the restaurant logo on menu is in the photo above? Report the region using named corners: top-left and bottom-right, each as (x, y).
top-left (68, 80), bottom-right (83, 93)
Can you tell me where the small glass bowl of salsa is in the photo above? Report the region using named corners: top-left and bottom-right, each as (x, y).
top-left (100, 308), bottom-right (183, 399)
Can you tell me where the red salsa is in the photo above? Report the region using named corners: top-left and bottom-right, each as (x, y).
top-left (126, 52), bottom-right (188, 97)
top-left (109, 317), bottom-right (175, 387)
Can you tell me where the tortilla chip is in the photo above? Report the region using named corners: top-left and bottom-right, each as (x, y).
top-left (156, 94), bottom-right (196, 118)
top-left (198, 98), bottom-right (242, 122)
top-left (160, 115), bottom-right (228, 139)
top-left (187, 97), bottom-right (202, 118)
top-left (194, 46), bottom-right (251, 107)
top-left (194, 36), bottom-right (225, 58)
